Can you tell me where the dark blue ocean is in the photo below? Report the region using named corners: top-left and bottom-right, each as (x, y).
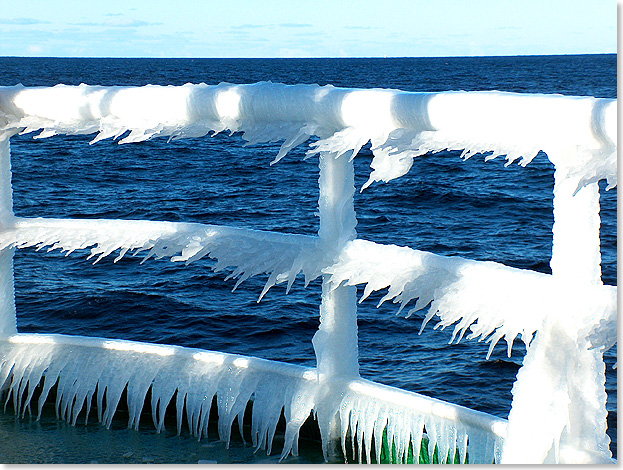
top-left (0, 55), bottom-right (617, 462)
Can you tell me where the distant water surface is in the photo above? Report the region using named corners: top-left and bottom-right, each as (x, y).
top-left (0, 55), bottom-right (617, 462)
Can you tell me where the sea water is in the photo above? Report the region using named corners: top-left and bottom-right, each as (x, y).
top-left (0, 55), bottom-right (616, 463)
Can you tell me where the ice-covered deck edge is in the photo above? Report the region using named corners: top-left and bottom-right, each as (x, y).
top-left (0, 83), bottom-right (617, 464)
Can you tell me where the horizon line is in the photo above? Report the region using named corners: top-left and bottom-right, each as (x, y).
top-left (0, 52), bottom-right (616, 60)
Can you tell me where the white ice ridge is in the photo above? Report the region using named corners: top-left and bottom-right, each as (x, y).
top-left (0, 333), bottom-right (507, 464)
top-left (0, 83), bottom-right (616, 191)
top-left (324, 239), bottom-right (617, 357)
top-left (0, 217), bottom-right (326, 299)
top-left (0, 333), bottom-right (318, 460)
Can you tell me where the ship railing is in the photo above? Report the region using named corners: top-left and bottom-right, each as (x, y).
top-left (0, 83), bottom-right (616, 464)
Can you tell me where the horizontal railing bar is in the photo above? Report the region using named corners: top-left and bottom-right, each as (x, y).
top-left (2, 332), bottom-right (508, 438)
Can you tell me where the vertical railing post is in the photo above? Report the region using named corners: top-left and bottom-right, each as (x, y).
top-left (548, 175), bottom-right (610, 461)
top-left (312, 151), bottom-right (359, 459)
top-left (0, 133), bottom-right (16, 337)
top-left (502, 163), bottom-right (611, 463)
top-left (550, 178), bottom-right (602, 285)
top-left (313, 151), bottom-right (359, 378)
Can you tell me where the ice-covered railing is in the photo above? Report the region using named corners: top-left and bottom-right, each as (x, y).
top-left (0, 83), bottom-right (617, 464)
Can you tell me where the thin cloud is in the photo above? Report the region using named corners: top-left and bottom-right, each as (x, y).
top-left (494, 26), bottom-right (522, 31)
top-left (344, 25), bottom-right (381, 30)
top-left (0, 18), bottom-right (50, 25)
top-left (231, 24), bottom-right (267, 30)
top-left (231, 23), bottom-right (313, 30)
top-left (278, 23), bottom-right (312, 28)
top-left (71, 18), bottom-right (162, 28)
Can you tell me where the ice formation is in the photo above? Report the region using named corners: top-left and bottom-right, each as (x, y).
top-left (0, 333), bottom-right (506, 463)
top-left (0, 83), bottom-right (616, 192)
top-left (0, 217), bottom-right (325, 299)
top-left (0, 333), bottom-right (318, 459)
top-left (0, 83), bottom-right (617, 464)
top-left (500, 150), bottom-right (614, 463)
top-left (324, 239), bottom-right (617, 358)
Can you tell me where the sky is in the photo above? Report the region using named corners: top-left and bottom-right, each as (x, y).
top-left (0, 0), bottom-right (617, 58)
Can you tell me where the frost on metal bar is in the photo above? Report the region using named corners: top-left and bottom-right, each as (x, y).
top-left (324, 239), bottom-right (617, 357)
top-left (0, 217), bottom-right (325, 298)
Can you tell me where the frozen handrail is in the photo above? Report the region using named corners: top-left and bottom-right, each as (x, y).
top-left (0, 333), bottom-right (318, 459)
top-left (0, 83), bottom-right (616, 190)
top-left (325, 239), bottom-right (617, 357)
top-left (1, 333), bottom-right (508, 464)
top-left (0, 83), bottom-right (617, 464)
top-left (0, 217), bottom-right (324, 297)
top-left (3, 218), bottom-right (615, 361)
